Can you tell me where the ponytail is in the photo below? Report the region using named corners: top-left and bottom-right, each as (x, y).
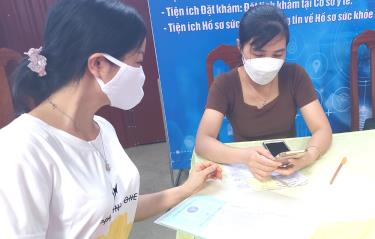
top-left (11, 58), bottom-right (49, 114)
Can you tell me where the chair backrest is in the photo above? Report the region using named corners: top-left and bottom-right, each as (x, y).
top-left (350, 30), bottom-right (375, 131)
top-left (0, 48), bottom-right (21, 129)
top-left (363, 118), bottom-right (375, 130)
top-left (205, 44), bottom-right (242, 88)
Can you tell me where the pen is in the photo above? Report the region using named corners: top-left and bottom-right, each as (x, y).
top-left (329, 157), bottom-right (347, 185)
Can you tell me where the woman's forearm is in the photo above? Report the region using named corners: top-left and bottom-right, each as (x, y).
top-left (195, 135), bottom-right (247, 164)
top-left (307, 126), bottom-right (332, 160)
top-left (135, 162), bottom-right (221, 222)
top-left (135, 186), bottom-right (190, 222)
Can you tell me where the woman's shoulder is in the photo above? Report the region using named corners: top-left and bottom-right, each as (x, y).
top-left (0, 114), bottom-right (49, 145)
top-left (0, 114), bottom-right (54, 170)
top-left (281, 63), bottom-right (306, 75)
top-left (212, 67), bottom-right (240, 89)
top-left (280, 63), bottom-right (310, 83)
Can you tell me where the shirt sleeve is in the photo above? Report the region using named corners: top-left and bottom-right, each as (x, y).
top-left (0, 137), bottom-right (51, 238)
top-left (292, 64), bottom-right (317, 108)
top-left (206, 73), bottom-right (232, 115)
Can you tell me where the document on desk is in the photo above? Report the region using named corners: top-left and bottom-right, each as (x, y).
top-left (222, 163), bottom-right (308, 191)
top-left (155, 195), bottom-right (226, 236)
top-left (155, 194), bottom-right (317, 239)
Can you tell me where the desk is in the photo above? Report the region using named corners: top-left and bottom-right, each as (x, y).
top-left (174, 130), bottom-right (375, 239)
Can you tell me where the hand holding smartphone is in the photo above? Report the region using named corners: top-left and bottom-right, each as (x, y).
top-left (262, 140), bottom-right (306, 168)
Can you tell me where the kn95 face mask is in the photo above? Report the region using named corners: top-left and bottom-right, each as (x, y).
top-left (243, 57), bottom-right (284, 85)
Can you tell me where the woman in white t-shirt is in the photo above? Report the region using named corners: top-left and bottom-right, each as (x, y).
top-left (0, 0), bottom-right (222, 238)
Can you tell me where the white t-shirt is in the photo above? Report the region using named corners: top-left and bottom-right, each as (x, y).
top-left (0, 114), bottom-right (140, 239)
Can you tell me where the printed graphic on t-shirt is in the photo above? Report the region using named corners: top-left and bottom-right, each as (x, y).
top-left (100, 185), bottom-right (138, 225)
top-left (112, 184), bottom-right (118, 200)
top-left (98, 181), bottom-right (138, 238)
top-left (97, 213), bottom-right (133, 239)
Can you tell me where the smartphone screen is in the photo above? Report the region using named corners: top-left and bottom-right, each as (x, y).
top-left (263, 141), bottom-right (290, 157)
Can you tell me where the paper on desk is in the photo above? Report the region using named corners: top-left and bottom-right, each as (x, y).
top-left (222, 164), bottom-right (308, 191)
top-left (155, 194), bottom-right (318, 239)
top-left (221, 164), bottom-right (254, 190)
top-left (202, 203), bottom-right (317, 239)
top-left (155, 196), bottom-right (226, 236)
top-left (272, 171), bottom-right (308, 186)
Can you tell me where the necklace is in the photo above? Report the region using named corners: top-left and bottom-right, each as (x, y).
top-left (241, 69), bottom-right (272, 109)
top-left (47, 98), bottom-right (111, 172)
top-left (258, 99), bottom-right (267, 109)
top-left (47, 98), bottom-right (75, 122)
top-left (89, 130), bottom-right (111, 172)
top-left (251, 88), bottom-right (270, 109)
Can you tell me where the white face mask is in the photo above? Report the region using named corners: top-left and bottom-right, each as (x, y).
top-left (243, 57), bottom-right (284, 85)
top-left (96, 53), bottom-right (145, 110)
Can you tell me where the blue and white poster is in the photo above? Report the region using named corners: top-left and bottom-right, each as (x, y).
top-left (148, 0), bottom-right (375, 169)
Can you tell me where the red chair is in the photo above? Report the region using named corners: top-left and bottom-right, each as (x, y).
top-left (350, 30), bottom-right (375, 131)
top-left (205, 44), bottom-right (242, 88)
top-left (0, 48), bottom-right (21, 128)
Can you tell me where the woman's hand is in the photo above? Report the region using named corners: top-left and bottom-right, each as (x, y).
top-left (275, 147), bottom-right (319, 176)
top-left (181, 161), bottom-right (222, 196)
top-left (135, 162), bottom-right (222, 221)
top-left (243, 147), bottom-right (281, 181)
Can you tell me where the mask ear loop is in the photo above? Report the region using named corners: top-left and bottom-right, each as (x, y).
top-left (241, 51), bottom-right (247, 65)
top-left (102, 53), bottom-right (143, 71)
top-left (101, 54), bottom-right (128, 82)
top-left (102, 53), bottom-right (123, 67)
top-left (95, 54), bottom-right (122, 87)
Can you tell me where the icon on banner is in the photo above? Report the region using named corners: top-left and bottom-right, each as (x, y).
top-left (312, 60), bottom-right (321, 74)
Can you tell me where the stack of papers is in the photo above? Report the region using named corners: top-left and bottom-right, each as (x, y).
top-left (223, 164), bottom-right (308, 191)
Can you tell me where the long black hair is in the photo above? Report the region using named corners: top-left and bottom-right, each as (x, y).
top-left (239, 5), bottom-right (289, 50)
top-left (12, 0), bottom-right (146, 113)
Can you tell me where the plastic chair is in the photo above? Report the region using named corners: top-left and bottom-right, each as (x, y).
top-left (350, 30), bottom-right (375, 131)
top-left (0, 48), bottom-right (21, 129)
top-left (205, 44), bottom-right (242, 88)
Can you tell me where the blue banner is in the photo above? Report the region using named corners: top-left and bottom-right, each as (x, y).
top-left (148, 0), bottom-right (375, 169)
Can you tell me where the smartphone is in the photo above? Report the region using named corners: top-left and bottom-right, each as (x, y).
top-left (262, 140), bottom-right (290, 158)
top-left (278, 149), bottom-right (307, 158)
top-left (263, 140), bottom-right (305, 168)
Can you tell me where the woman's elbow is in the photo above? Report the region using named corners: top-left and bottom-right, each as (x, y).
top-left (195, 133), bottom-right (205, 156)
top-left (325, 122), bottom-right (333, 140)
top-left (195, 130), bottom-right (217, 156)
top-left (319, 123), bottom-right (333, 147)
